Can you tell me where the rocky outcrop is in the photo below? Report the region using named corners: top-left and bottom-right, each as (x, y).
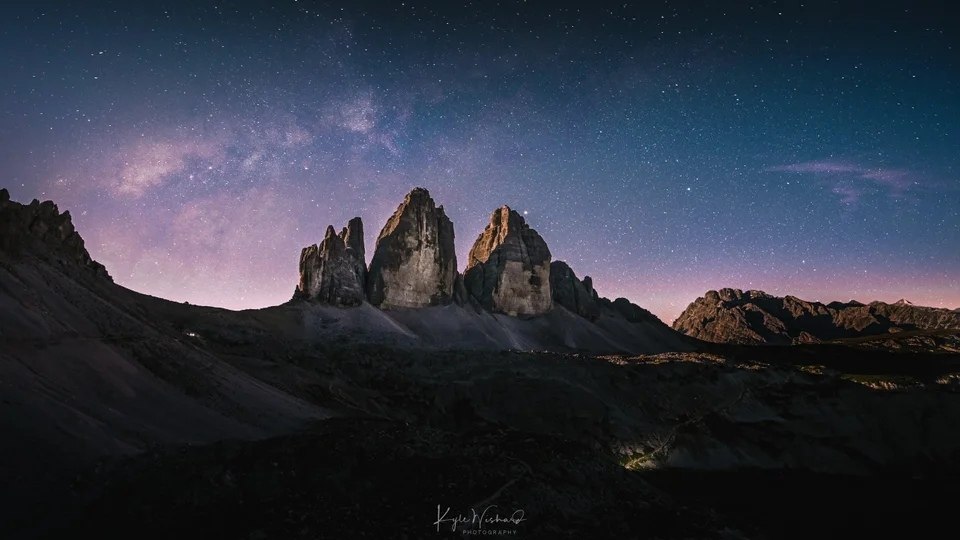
top-left (366, 188), bottom-right (457, 309)
top-left (295, 217), bottom-right (366, 306)
top-left (0, 188), bottom-right (110, 280)
top-left (549, 261), bottom-right (599, 320)
top-left (673, 288), bottom-right (960, 345)
top-left (464, 206), bottom-right (552, 317)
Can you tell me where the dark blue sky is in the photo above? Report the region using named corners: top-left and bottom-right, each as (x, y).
top-left (2, 1), bottom-right (957, 321)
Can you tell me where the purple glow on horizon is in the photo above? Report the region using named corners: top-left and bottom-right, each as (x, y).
top-left (2, 3), bottom-right (958, 324)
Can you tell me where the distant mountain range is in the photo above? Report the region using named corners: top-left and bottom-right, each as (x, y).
top-left (5, 185), bottom-right (956, 357)
top-left (673, 288), bottom-right (960, 345)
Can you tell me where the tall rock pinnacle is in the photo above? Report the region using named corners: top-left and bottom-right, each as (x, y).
top-left (464, 206), bottom-right (552, 317)
top-left (296, 217), bottom-right (366, 306)
top-left (366, 187), bottom-right (457, 309)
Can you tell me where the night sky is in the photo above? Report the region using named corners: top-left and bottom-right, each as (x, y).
top-left (2, 1), bottom-right (958, 323)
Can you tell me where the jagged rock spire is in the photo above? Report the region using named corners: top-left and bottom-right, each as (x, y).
top-left (296, 217), bottom-right (366, 306)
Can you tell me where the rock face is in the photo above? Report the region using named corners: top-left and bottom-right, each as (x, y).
top-left (549, 261), bottom-right (600, 320)
top-left (0, 188), bottom-right (110, 280)
top-left (366, 188), bottom-right (457, 309)
top-left (464, 206), bottom-right (552, 317)
top-left (295, 217), bottom-right (366, 306)
top-left (673, 288), bottom-right (960, 345)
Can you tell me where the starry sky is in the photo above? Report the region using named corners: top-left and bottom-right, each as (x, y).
top-left (2, 1), bottom-right (958, 323)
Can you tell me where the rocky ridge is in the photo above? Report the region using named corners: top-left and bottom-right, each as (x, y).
top-left (673, 288), bottom-right (960, 345)
top-left (0, 188), bottom-right (110, 280)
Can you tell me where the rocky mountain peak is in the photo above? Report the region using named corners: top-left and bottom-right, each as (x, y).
top-left (464, 205), bottom-right (552, 317)
top-left (296, 217), bottom-right (366, 306)
top-left (465, 206), bottom-right (531, 266)
top-left (366, 187), bottom-right (457, 309)
top-left (0, 189), bottom-right (110, 280)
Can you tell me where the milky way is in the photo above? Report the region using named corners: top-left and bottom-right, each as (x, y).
top-left (2, 1), bottom-right (958, 322)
